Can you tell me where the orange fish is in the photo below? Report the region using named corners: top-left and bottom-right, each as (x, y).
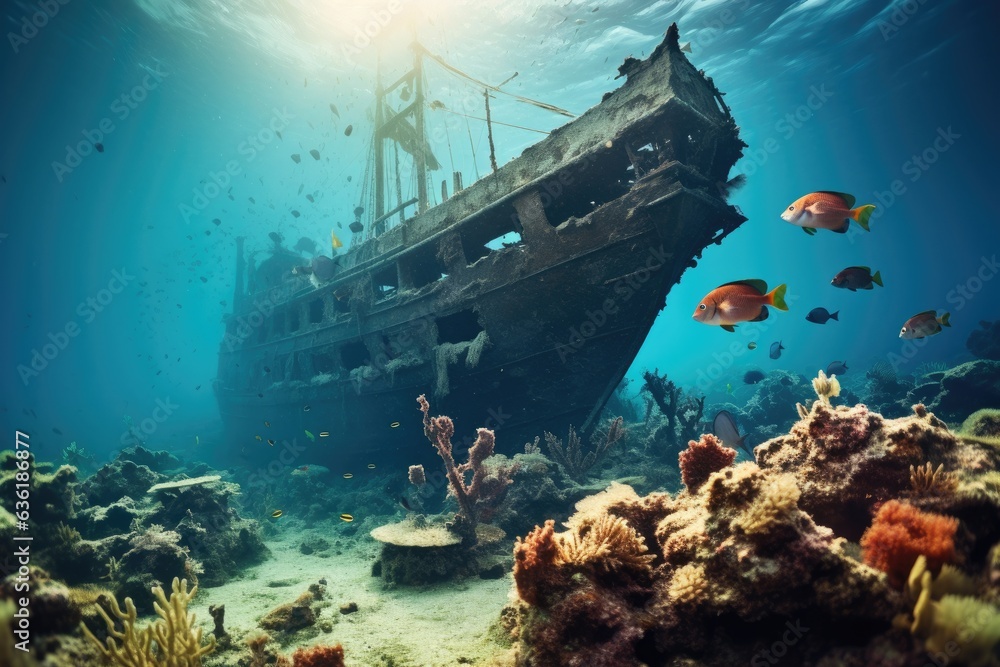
top-left (780, 191), bottom-right (875, 235)
top-left (693, 279), bottom-right (788, 332)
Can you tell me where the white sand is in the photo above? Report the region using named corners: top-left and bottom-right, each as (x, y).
top-left (190, 519), bottom-right (516, 666)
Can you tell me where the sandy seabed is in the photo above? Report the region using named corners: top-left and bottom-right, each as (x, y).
top-left (190, 520), bottom-right (514, 666)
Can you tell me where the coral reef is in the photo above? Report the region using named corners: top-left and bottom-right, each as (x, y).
top-left (417, 394), bottom-right (517, 537)
top-left (507, 372), bottom-right (1000, 666)
top-left (755, 400), bottom-right (976, 542)
top-left (967, 319), bottom-right (1000, 360)
top-left (82, 577), bottom-right (215, 666)
top-left (678, 433), bottom-right (736, 492)
top-left (960, 408), bottom-right (1000, 441)
top-left (864, 360), bottom-right (913, 418)
top-left (860, 500), bottom-right (959, 587)
top-left (705, 370), bottom-right (816, 448)
top-left (640, 369), bottom-right (705, 458)
top-left (542, 416), bottom-right (625, 482)
top-left (62, 441), bottom-right (98, 474)
top-left (897, 555), bottom-right (1000, 667)
top-left (921, 360), bottom-right (1000, 423)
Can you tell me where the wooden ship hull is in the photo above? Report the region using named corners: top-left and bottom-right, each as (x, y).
top-left (215, 25), bottom-right (746, 466)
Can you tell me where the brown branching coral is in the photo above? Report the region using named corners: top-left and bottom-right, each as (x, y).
top-left (417, 395), bottom-right (517, 532)
top-left (544, 417), bottom-right (625, 482)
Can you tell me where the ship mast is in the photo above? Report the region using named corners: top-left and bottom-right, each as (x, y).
top-left (373, 53), bottom-right (386, 222)
top-left (412, 45), bottom-right (428, 214)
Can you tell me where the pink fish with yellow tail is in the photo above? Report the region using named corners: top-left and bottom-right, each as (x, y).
top-left (780, 191), bottom-right (875, 235)
top-left (693, 279), bottom-right (788, 332)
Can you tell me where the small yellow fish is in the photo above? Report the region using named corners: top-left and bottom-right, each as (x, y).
top-left (271, 510), bottom-right (283, 518)
top-left (367, 463), bottom-right (376, 469)
top-left (305, 430), bottom-right (315, 442)
top-left (748, 342), bottom-right (757, 350)
top-left (726, 383), bottom-right (734, 395)
top-left (390, 421), bottom-right (400, 428)
top-left (331, 230), bottom-right (343, 249)
top-left (343, 472), bottom-right (353, 479)
top-left (319, 431), bottom-right (330, 438)
top-left (255, 435), bottom-right (262, 441)
top-left (195, 435), bottom-right (200, 445)
top-left (339, 513), bottom-right (354, 522)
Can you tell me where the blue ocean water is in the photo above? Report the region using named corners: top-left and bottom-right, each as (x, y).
top-left (0, 0), bottom-right (996, 464)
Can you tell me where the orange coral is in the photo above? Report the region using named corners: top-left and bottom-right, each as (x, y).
top-left (513, 520), bottom-right (565, 606)
top-left (860, 500), bottom-right (959, 588)
top-left (291, 643), bottom-right (345, 667)
top-left (679, 433), bottom-right (736, 492)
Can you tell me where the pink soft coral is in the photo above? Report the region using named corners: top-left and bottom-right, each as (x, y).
top-left (679, 433), bottom-right (736, 492)
top-left (860, 500), bottom-right (958, 588)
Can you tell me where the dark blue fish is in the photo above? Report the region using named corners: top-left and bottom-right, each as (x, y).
top-left (769, 341), bottom-right (784, 359)
top-left (806, 308), bottom-right (839, 324)
top-left (826, 361), bottom-right (848, 376)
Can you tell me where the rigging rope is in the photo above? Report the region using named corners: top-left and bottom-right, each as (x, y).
top-left (436, 107), bottom-right (551, 135)
top-left (421, 46), bottom-right (575, 118)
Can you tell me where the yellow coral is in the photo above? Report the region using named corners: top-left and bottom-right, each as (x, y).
top-left (81, 577), bottom-right (215, 666)
top-left (904, 555), bottom-right (1000, 667)
top-left (558, 514), bottom-right (654, 574)
top-left (735, 474), bottom-right (800, 534)
top-left (667, 563), bottom-right (707, 604)
top-left (812, 370), bottom-right (840, 405)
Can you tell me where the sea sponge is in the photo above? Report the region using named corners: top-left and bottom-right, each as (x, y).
top-left (667, 563), bottom-right (707, 604)
top-left (678, 433), bottom-right (736, 492)
top-left (290, 643), bottom-right (345, 667)
top-left (513, 520), bottom-right (565, 607)
top-left (735, 473), bottom-right (801, 535)
top-left (860, 500), bottom-right (959, 587)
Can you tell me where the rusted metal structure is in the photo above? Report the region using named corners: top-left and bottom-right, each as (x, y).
top-left (216, 25), bottom-right (746, 463)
